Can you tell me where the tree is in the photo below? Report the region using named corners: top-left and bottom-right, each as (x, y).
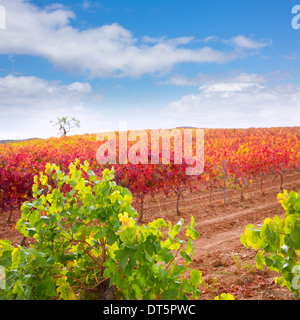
top-left (51, 116), bottom-right (80, 137)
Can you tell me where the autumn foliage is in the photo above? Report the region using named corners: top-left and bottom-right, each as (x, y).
top-left (0, 127), bottom-right (300, 218)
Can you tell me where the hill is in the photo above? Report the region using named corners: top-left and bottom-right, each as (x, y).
top-left (0, 138), bottom-right (42, 144)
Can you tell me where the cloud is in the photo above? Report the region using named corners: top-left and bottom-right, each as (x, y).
top-left (142, 35), bottom-right (194, 46)
top-left (67, 82), bottom-right (92, 93)
top-left (0, 0), bottom-right (271, 78)
top-left (280, 52), bottom-right (300, 60)
top-left (198, 82), bottom-right (262, 98)
top-left (82, 0), bottom-right (94, 10)
top-left (0, 75), bottom-right (102, 139)
top-left (162, 73), bottom-right (300, 128)
top-left (228, 35), bottom-right (272, 51)
top-left (161, 71), bottom-right (292, 87)
top-left (0, 75), bottom-right (92, 115)
top-left (203, 36), bottom-right (219, 43)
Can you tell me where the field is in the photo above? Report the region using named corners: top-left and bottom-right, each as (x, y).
top-left (1, 126), bottom-right (300, 300)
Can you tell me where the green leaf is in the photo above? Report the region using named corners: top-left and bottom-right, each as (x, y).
top-left (34, 278), bottom-right (57, 298)
top-left (40, 216), bottom-right (50, 222)
top-left (46, 256), bottom-right (56, 266)
top-left (190, 269), bottom-right (202, 286)
top-left (148, 218), bottom-right (167, 229)
top-left (186, 225), bottom-right (199, 240)
top-left (241, 224), bottom-right (265, 250)
top-left (32, 253), bottom-right (47, 268)
top-left (290, 227), bottom-right (300, 244)
top-left (11, 248), bottom-right (21, 269)
top-left (186, 238), bottom-right (194, 255)
top-left (107, 233), bottom-right (118, 245)
top-left (13, 280), bottom-right (25, 297)
top-left (260, 219), bottom-right (280, 250)
top-left (264, 256), bottom-right (274, 268)
top-left (119, 256), bottom-right (129, 274)
top-left (26, 227), bottom-right (36, 237)
top-left (160, 288), bottom-right (178, 300)
top-left (171, 264), bottom-right (186, 277)
top-left (144, 251), bottom-right (153, 262)
top-left (190, 216), bottom-right (196, 228)
top-left (180, 250), bottom-right (191, 265)
top-left (285, 235), bottom-right (300, 250)
top-left (56, 276), bottom-right (76, 300)
top-left (157, 247), bottom-right (173, 264)
top-left (255, 251), bottom-right (265, 269)
top-left (169, 219), bottom-right (183, 239)
top-left (29, 213), bottom-right (38, 227)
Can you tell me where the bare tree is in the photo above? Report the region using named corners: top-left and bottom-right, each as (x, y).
top-left (51, 116), bottom-right (80, 137)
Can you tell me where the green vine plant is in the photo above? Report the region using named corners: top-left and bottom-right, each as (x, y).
top-left (0, 160), bottom-right (232, 300)
top-left (241, 190), bottom-right (300, 298)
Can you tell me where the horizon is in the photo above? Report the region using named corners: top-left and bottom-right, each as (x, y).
top-left (2, 125), bottom-right (300, 143)
top-left (0, 1), bottom-right (300, 140)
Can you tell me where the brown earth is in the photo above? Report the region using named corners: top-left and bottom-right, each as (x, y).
top-left (1, 170), bottom-right (300, 300)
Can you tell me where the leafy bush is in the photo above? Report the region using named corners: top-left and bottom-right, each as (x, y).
top-left (0, 160), bottom-right (203, 300)
top-left (241, 190), bottom-right (300, 298)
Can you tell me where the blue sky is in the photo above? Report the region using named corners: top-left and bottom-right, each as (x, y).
top-left (0, 0), bottom-right (299, 139)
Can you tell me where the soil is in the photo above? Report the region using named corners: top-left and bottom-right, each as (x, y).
top-left (1, 170), bottom-right (300, 300)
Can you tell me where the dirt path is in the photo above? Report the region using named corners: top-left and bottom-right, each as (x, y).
top-left (139, 169), bottom-right (300, 300)
top-left (194, 201), bottom-right (281, 251)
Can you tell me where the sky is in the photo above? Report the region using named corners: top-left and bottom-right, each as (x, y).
top-left (0, 0), bottom-right (300, 139)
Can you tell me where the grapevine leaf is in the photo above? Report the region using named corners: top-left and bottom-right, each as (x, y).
top-left (190, 269), bottom-right (202, 286)
top-left (186, 225), bottom-right (199, 240)
top-left (160, 289), bottom-right (178, 300)
top-left (186, 238), bottom-right (194, 255)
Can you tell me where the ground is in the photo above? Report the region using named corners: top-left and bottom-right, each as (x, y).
top-left (1, 170), bottom-right (300, 300)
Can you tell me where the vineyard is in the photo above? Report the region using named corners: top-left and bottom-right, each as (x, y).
top-left (1, 127), bottom-right (299, 218)
top-left (0, 126), bottom-right (300, 300)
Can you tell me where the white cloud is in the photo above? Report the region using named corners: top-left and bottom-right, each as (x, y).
top-left (83, 0), bottom-right (92, 10)
top-left (162, 73), bottom-right (300, 128)
top-left (198, 82), bottom-right (262, 98)
top-left (0, 0), bottom-right (271, 78)
top-left (281, 52), bottom-right (300, 60)
top-left (229, 35), bottom-right (272, 50)
top-left (82, 0), bottom-right (104, 11)
top-left (67, 82), bottom-right (92, 93)
top-left (161, 71), bottom-right (291, 87)
top-left (0, 75), bottom-right (103, 139)
top-left (203, 35), bottom-right (219, 43)
top-left (0, 75), bottom-right (92, 114)
top-left (142, 35), bottom-right (195, 46)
